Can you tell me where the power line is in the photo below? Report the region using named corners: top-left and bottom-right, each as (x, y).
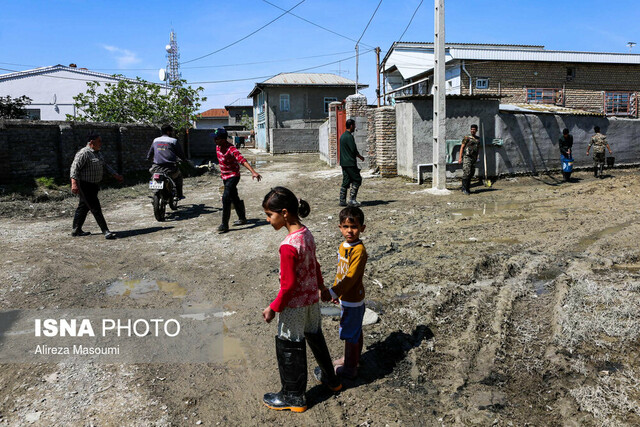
top-left (398, 0), bottom-right (423, 41)
top-left (261, 0), bottom-right (374, 49)
top-left (188, 48), bottom-right (375, 85)
top-left (356, 0), bottom-right (383, 46)
top-left (181, 0), bottom-right (306, 65)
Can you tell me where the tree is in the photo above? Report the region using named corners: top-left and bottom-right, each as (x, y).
top-left (66, 77), bottom-right (206, 131)
top-left (0, 95), bottom-right (32, 119)
top-left (239, 110), bottom-right (254, 131)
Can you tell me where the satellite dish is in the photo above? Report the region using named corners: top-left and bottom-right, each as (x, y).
top-left (165, 44), bottom-right (173, 53)
top-left (159, 68), bottom-right (167, 82)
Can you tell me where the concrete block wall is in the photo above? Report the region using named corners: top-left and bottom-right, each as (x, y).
top-left (0, 120), bottom-right (164, 184)
top-left (366, 110), bottom-right (377, 169)
top-left (462, 60), bottom-right (640, 115)
top-left (318, 120), bottom-right (330, 165)
top-left (269, 128), bottom-right (319, 154)
top-left (374, 106), bottom-right (397, 177)
top-left (327, 102), bottom-right (341, 166)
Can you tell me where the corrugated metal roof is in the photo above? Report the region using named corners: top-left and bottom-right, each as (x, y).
top-left (0, 64), bottom-right (137, 83)
top-left (225, 98), bottom-right (253, 108)
top-left (500, 103), bottom-right (604, 116)
top-left (383, 44), bottom-right (640, 80)
top-left (261, 73), bottom-right (359, 86)
top-left (198, 108), bottom-right (228, 118)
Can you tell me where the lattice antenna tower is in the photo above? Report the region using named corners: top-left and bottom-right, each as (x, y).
top-left (166, 30), bottom-right (181, 83)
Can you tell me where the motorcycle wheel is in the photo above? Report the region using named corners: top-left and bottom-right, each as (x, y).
top-left (168, 191), bottom-right (178, 211)
top-left (153, 192), bottom-right (166, 222)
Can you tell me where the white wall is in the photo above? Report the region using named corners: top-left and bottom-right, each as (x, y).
top-left (0, 69), bottom-right (124, 121)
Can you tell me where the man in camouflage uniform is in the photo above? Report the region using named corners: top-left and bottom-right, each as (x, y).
top-left (586, 126), bottom-right (612, 179)
top-left (458, 124), bottom-right (480, 195)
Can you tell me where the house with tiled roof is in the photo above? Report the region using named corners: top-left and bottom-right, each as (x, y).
top-left (382, 42), bottom-right (640, 116)
top-left (194, 108), bottom-right (229, 129)
top-left (0, 64), bottom-right (137, 120)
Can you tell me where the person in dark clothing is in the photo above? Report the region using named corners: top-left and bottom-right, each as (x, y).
top-left (147, 124), bottom-right (186, 199)
top-left (70, 133), bottom-right (123, 239)
top-left (559, 128), bottom-right (574, 182)
top-left (339, 119), bottom-right (365, 207)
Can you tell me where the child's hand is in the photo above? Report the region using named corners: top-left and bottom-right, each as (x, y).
top-left (320, 288), bottom-right (332, 302)
top-left (262, 307), bottom-right (275, 323)
top-left (331, 297), bottom-right (340, 305)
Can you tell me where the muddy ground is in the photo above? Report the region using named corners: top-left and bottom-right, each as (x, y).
top-left (1, 152), bottom-right (639, 426)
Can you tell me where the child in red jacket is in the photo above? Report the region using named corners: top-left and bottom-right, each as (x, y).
top-left (261, 187), bottom-right (341, 413)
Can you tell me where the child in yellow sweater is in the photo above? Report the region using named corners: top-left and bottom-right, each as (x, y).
top-left (320, 206), bottom-right (367, 379)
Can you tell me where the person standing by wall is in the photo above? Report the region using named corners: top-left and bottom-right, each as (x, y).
top-left (586, 126), bottom-right (612, 179)
top-left (70, 133), bottom-right (123, 239)
top-left (339, 119), bottom-right (365, 207)
top-left (559, 128), bottom-right (574, 182)
top-left (458, 124), bottom-right (480, 195)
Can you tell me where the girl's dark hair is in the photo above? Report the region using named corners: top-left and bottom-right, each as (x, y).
top-left (262, 187), bottom-right (310, 218)
top-left (562, 128), bottom-right (569, 135)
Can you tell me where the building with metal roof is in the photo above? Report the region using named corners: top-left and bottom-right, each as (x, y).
top-left (381, 43), bottom-right (640, 117)
top-left (248, 73), bottom-right (368, 151)
top-left (0, 64), bottom-right (139, 120)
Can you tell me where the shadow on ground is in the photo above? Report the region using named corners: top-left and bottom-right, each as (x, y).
top-left (361, 200), bottom-right (396, 207)
top-left (306, 325), bottom-right (434, 408)
top-left (167, 203), bottom-right (220, 221)
top-left (115, 226), bottom-right (174, 238)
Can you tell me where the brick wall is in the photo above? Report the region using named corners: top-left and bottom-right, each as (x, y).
top-left (373, 106), bottom-right (397, 177)
top-left (366, 109), bottom-right (377, 169)
top-left (0, 120), bottom-right (165, 184)
top-left (461, 60), bottom-right (640, 115)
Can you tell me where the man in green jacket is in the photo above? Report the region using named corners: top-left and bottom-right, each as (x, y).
top-left (339, 119), bottom-right (365, 207)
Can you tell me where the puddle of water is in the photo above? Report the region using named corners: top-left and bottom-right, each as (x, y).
top-left (533, 280), bottom-right (550, 295)
top-left (253, 160), bottom-right (272, 167)
top-left (574, 220), bottom-right (635, 252)
top-left (223, 336), bottom-right (246, 363)
top-left (106, 279), bottom-right (186, 299)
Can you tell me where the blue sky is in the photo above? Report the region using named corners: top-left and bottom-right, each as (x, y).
top-left (1, 0), bottom-right (638, 111)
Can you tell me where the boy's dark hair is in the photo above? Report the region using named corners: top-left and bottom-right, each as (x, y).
top-left (161, 124), bottom-right (173, 135)
top-left (87, 133), bottom-right (100, 141)
top-left (563, 128), bottom-right (569, 135)
top-left (594, 126), bottom-right (600, 133)
top-left (263, 186), bottom-right (310, 218)
top-left (470, 124), bottom-right (478, 130)
top-left (339, 206), bottom-right (364, 226)
top-left (346, 119), bottom-right (355, 129)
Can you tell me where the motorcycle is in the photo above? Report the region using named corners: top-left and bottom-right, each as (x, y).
top-left (149, 171), bottom-right (179, 221)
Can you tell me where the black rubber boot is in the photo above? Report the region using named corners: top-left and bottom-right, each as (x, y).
top-left (263, 337), bottom-right (307, 413)
top-left (598, 163), bottom-right (605, 179)
top-left (339, 187), bottom-right (348, 207)
top-left (232, 200), bottom-right (247, 226)
top-left (306, 331), bottom-right (342, 392)
top-left (219, 200), bottom-right (231, 233)
top-left (594, 166), bottom-right (598, 177)
top-left (461, 178), bottom-right (471, 195)
top-left (348, 184), bottom-right (361, 207)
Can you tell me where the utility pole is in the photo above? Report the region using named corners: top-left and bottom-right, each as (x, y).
top-left (355, 44), bottom-right (360, 94)
top-left (428, 0), bottom-right (450, 194)
top-left (376, 47), bottom-right (381, 107)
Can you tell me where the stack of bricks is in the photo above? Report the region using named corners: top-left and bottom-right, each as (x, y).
top-left (374, 106), bottom-right (397, 177)
top-left (366, 109), bottom-right (377, 169)
top-left (345, 94), bottom-right (368, 118)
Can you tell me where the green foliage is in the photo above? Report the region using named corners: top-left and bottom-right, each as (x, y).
top-left (0, 95), bottom-right (32, 119)
top-left (35, 177), bottom-right (56, 189)
top-left (66, 77), bottom-right (206, 131)
top-left (239, 110), bottom-right (254, 131)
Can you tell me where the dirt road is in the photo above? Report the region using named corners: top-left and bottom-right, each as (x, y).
top-left (1, 153), bottom-right (639, 426)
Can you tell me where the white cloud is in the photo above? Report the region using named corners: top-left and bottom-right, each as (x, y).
top-left (102, 44), bottom-right (142, 68)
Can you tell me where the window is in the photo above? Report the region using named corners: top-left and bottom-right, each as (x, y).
top-left (566, 67), bottom-right (576, 81)
top-left (280, 94), bottom-right (290, 112)
top-left (526, 88), bottom-right (562, 105)
top-left (24, 109), bottom-right (41, 120)
top-left (604, 91), bottom-right (634, 116)
top-left (235, 113), bottom-right (242, 122)
top-left (323, 97), bottom-right (337, 113)
top-left (476, 78), bottom-right (489, 89)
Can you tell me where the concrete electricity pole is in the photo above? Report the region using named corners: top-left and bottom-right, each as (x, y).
top-left (428, 0), bottom-right (450, 194)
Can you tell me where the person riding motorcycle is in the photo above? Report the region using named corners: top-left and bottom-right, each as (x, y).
top-left (147, 124), bottom-right (186, 199)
